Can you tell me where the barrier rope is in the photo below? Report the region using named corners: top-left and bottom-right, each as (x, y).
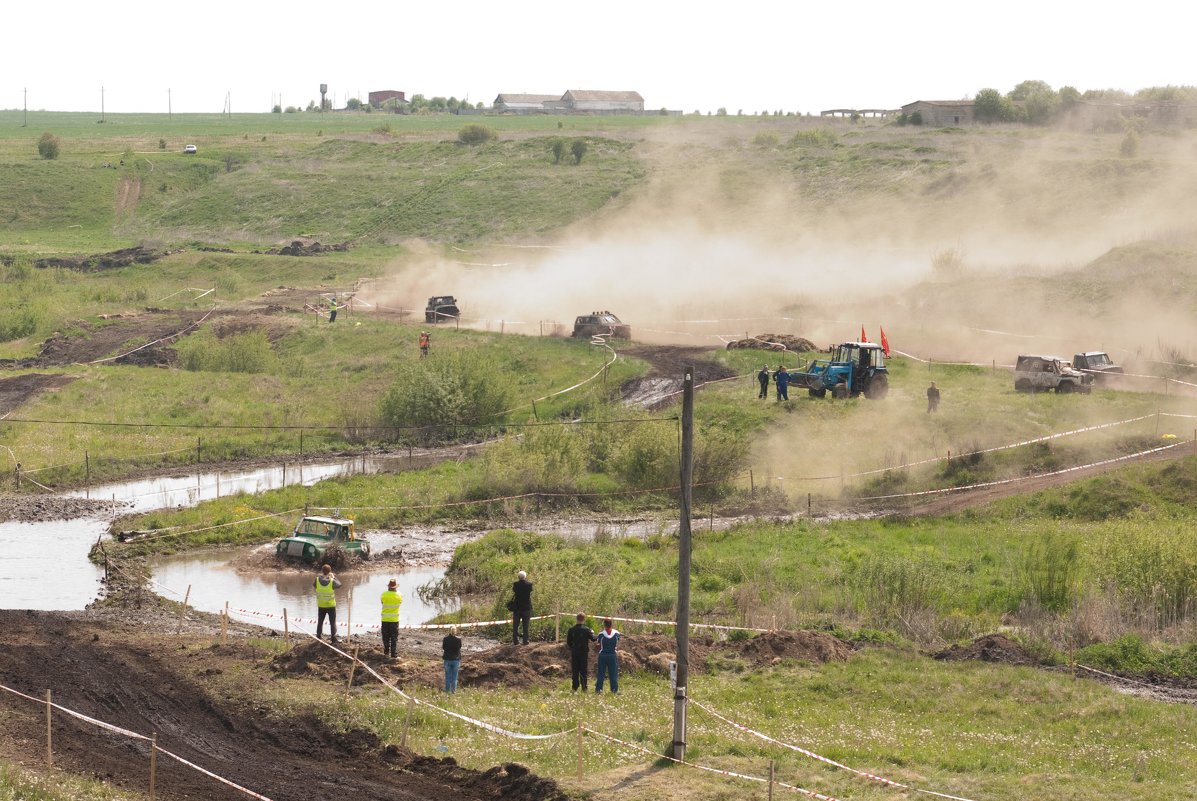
top-left (87, 305), bottom-right (216, 365)
top-left (689, 697), bottom-right (979, 801)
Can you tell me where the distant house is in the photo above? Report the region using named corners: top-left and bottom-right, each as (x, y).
top-left (368, 90), bottom-right (406, 108)
top-left (561, 90), bottom-right (644, 112)
top-left (493, 93), bottom-right (560, 112)
top-left (901, 100), bottom-right (974, 126)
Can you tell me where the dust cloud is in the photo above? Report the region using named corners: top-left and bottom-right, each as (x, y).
top-left (368, 120), bottom-right (1197, 365)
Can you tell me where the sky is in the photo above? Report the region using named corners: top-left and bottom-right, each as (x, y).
top-left (4, 0), bottom-right (1193, 115)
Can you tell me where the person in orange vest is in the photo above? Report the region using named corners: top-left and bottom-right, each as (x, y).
top-left (419, 331), bottom-right (430, 358)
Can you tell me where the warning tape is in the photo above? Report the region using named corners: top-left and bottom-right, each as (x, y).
top-left (301, 632), bottom-right (571, 741)
top-left (582, 727), bottom-right (841, 800)
top-left (0, 681), bottom-right (274, 800)
top-left (1074, 663), bottom-right (1162, 690)
top-left (689, 697), bottom-right (978, 801)
top-left (88, 305), bottom-right (216, 365)
top-left (584, 613), bottom-right (769, 634)
top-left (228, 605), bottom-right (553, 632)
top-left (855, 439), bottom-right (1189, 501)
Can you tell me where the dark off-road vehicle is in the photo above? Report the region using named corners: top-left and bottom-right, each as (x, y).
top-left (1014, 355), bottom-right (1093, 394)
top-left (1072, 352), bottom-right (1123, 383)
top-left (425, 295), bottom-right (459, 323)
top-left (572, 311), bottom-right (631, 340)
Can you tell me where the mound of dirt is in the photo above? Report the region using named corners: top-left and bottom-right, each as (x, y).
top-left (0, 373), bottom-right (75, 416)
top-left (933, 634), bottom-right (1037, 665)
top-left (730, 629), bottom-right (853, 666)
top-left (725, 334), bottom-right (818, 352)
top-left (29, 246), bottom-right (169, 272)
top-left (268, 240), bottom-right (352, 256)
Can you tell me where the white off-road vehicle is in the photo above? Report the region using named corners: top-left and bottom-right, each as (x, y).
top-left (1014, 355), bottom-right (1093, 394)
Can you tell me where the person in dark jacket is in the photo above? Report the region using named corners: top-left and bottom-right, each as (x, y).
top-left (511, 570), bottom-right (533, 645)
top-left (757, 365), bottom-right (770, 399)
top-left (926, 382), bottom-right (941, 413)
top-left (565, 613), bottom-right (597, 692)
top-left (774, 365), bottom-right (790, 401)
top-left (442, 626), bottom-right (462, 693)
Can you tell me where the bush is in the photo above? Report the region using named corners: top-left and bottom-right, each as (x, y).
top-left (551, 139), bottom-right (566, 164)
top-left (1120, 130), bottom-right (1140, 157)
top-left (570, 138), bottom-right (588, 164)
top-left (457, 124), bottom-right (496, 145)
top-left (379, 351), bottom-right (515, 437)
top-left (158, 138), bottom-right (166, 150)
top-left (789, 128), bottom-right (837, 147)
top-left (37, 132), bottom-right (60, 160)
top-left (1022, 533), bottom-right (1080, 612)
top-left (752, 131), bottom-right (779, 147)
top-left (174, 329), bottom-right (279, 374)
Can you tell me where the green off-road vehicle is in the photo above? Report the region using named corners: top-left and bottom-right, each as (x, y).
top-left (275, 515), bottom-right (371, 562)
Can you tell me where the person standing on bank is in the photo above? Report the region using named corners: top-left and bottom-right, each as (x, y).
top-left (442, 626), bottom-right (462, 693)
top-left (757, 365), bottom-right (770, 399)
top-left (380, 579), bottom-right (402, 658)
top-left (328, 295), bottom-right (339, 323)
top-left (511, 570), bottom-right (533, 645)
top-left (927, 382), bottom-right (941, 413)
top-left (594, 618), bottom-right (621, 694)
top-left (774, 365), bottom-right (790, 401)
top-left (566, 613), bottom-right (597, 692)
top-left (314, 564), bottom-right (341, 643)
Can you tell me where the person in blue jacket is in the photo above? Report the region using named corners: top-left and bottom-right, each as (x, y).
top-left (774, 365), bottom-right (790, 401)
top-left (594, 618), bottom-right (621, 694)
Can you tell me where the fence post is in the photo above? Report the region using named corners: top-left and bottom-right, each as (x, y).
top-left (85, 451), bottom-right (90, 483)
top-left (196, 436), bottom-right (201, 464)
top-left (176, 584), bottom-right (191, 635)
top-left (346, 647), bottom-right (360, 695)
top-left (807, 492), bottom-right (812, 517)
top-left (555, 612), bottom-right (561, 643)
top-left (347, 588), bottom-right (352, 642)
top-left (284, 608), bottom-right (290, 642)
top-left (768, 758), bottom-right (775, 801)
top-left (45, 689), bottom-right (52, 768)
top-left (576, 724), bottom-right (584, 782)
top-left (400, 696), bottom-right (415, 748)
top-left (149, 733), bottom-right (157, 801)
top-left (221, 603), bottom-right (228, 645)
top-left (749, 469), bottom-right (755, 496)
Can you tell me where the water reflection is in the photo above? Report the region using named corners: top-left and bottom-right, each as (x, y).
top-left (152, 552), bottom-right (456, 631)
top-left (1, 518), bottom-right (107, 610)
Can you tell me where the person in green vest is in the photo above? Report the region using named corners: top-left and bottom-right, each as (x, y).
top-left (380, 579), bottom-right (402, 658)
top-left (314, 564), bottom-right (341, 643)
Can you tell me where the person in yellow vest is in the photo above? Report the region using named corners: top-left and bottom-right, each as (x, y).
top-left (328, 295), bottom-right (339, 323)
top-left (314, 564), bottom-right (341, 643)
top-left (380, 579), bottom-right (402, 658)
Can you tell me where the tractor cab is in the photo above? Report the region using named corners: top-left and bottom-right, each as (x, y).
top-left (795, 342), bottom-right (889, 399)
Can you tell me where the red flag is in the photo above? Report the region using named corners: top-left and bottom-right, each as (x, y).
top-left (880, 326), bottom-right (891, 357)
top-left (860, 325), bottom-right (868, 343)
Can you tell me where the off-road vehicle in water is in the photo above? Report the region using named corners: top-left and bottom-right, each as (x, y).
top-left (276, 515), bottom-right (371, 563)
top-left (1014, 355), bottom-right (1093, 393)
top-left (1072, 352), bottom-right (1123, 382)
top-left (425, 295), bottom-right (459, 323)
top-left (571, 311), bottom-right (631, 340)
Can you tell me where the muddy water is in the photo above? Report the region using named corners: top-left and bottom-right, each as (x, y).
top-left (152, 553), bottom-right (454, 632)
top-left (3, 456), bottom-right (413, 612)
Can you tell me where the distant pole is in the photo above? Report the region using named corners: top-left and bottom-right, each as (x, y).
top-left (673, 367), bottom-right (694, 761)
top-left (23, 88), bottom-right (27, 127)
top-left (101, 86), bottom-right (105, 122)
top-left (168, 88), bottom-right (172, 120)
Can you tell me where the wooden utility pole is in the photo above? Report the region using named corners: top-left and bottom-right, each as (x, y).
top-left (673, 368), bottom-right (694, 761)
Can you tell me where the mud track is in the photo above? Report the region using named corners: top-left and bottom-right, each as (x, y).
top-left (0, 611), bottom-right (568, 801)
top-left (619, 344), bottom-right (738, 409)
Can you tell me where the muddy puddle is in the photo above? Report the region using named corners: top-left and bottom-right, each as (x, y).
top-left (152, 551), bottom-right (455, 632)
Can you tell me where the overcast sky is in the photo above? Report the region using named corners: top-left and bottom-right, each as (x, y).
top-left (5, 0), bottom-right (1193, 115)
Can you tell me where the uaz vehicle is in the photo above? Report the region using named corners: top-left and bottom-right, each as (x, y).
top-left (275, 515), bottom-right (371, 562)
top-left (183, 144), bottom-right (197, 154)
top-left (571, 311), bottom-right (631, 340)
top-left (1014, 355), bottom-right (1093, 393)
top-left (425, 295), bottom-right (459, 323)
top-left (793, 342), bottom-right (888, 399)
top-left (1072, 352), bottom-right (1123, 382)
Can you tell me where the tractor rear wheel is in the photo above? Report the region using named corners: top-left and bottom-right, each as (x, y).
top-left (865, 375), bottom-right (889, 399)
top-left (832, 382), bottom-right (849, 399)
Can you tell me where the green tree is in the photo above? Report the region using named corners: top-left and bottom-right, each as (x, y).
top-left (1009, 80), bottom-right (1059, 125)
top-left (551, 139), bottom-right (566, 163)
top-left (271, 104), bottom-right (282, 113)
top-left (570, 138), bottom-right (588, 164)
top-left (345, 97), bottom-right (362, 111)
top-left (37, 132), bottom-right (60, 160)
top-left (379, 353), bottom-right (514, 437)
top-left (1121, 129), bottom-right (1140, 157)
top-left (974, 88), bottom-right (1008, 122)
top-left (1058, 86), bottom-right (1080, 109)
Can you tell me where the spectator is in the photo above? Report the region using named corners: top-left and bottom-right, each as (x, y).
top-left (313, 564), bottom-right (341, 643)
top-left (380, 579), bottom-right (401, 658)
top-left (595, 618), bottom-right (621, 694)
top-left (511, 570), bottom-right (533, 645)
top-left (927, 382), bottom-right (941, 413)
top-left (442, 626), bottom-right (462, 693)
top-left (566, 613), bottom-right (597, 692)
top-left (774, 365), bottom-right (790, 401)
top-left (757, 365), bottom-right (770, 399)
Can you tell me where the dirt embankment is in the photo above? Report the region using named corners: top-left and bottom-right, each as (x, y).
top-left (0, 611), bottom-right (569, 801)
top-left (620, 344), bottom-right (739, 409)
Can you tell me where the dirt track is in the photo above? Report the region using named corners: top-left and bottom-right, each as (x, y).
top-left (0, 611), bottom-right (569, 801)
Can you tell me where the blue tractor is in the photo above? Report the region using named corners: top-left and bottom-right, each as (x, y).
top-left (793, 342), bottom-right (889, 399)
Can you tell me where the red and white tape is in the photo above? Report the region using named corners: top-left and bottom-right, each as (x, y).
top-left (582, 613), bottom-right (769, 634)
top-left (690, 697), bottom-right (978, 801)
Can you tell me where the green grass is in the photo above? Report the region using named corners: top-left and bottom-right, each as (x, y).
top-left (0, 761), bottom-right (140, 801)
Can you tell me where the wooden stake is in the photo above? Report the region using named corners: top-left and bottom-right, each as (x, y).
top-left (346, 647), bottom-right (360, 695)
top-left (149, 733), bottom-right (157, 801)
top-left (400, 696), bottom-right (415, 748)
top-left (220, 603), bottom-right (228, 645)
top-left (347, 588), bottom-right (352, 641)
top-left (176, 584), bottom-right (191, 635)
top-left (555, 612), bottom-right (561, 643)
top-left (768, 758), bottom-right (775, 801)
top-left (283, 608), bottom-right (290, 641)
top-left (576, 724), bottom-right (584, 782)
top-left (45, 689), bottom-right (52, 768)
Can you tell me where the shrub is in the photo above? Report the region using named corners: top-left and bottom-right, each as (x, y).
top-left (1120, 130), bottom-right (1140, 157)
top-left (174, 329), bottom-right (279, 374)
top-left (752, 131), bottom-right (779, 147)
top-left (1022, 533), bottom-right (1080, 612)
top-left (158, 138), bottom-right (166, 150)
top-left (379, 351), bottom-right (515, 437)
top-left (910, 111), bottom-right (923, 126)
top-left (570, 138), bottom-right (588, 164)
top-left (789, 128), bottom-right (837, 147)
top-left (457, 124), bottom-right (496, 145)
top-left (551, 139), bottom-right (566, 164)
top-left (37, 132), bottom-right (60, 160)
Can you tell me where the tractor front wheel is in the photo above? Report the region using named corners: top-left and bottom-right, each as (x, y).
top-left (809, 387), bottom-right (826, 399)
top-left (832, 382), bottom-right (849, 399)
